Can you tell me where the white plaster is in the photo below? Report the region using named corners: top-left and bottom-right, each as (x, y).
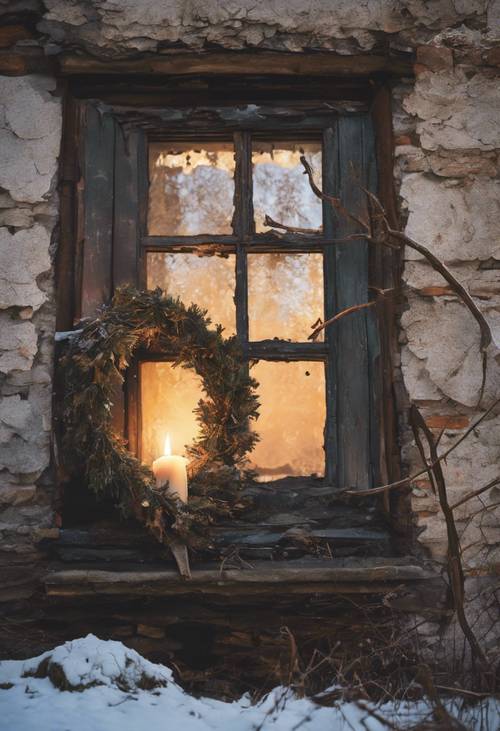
top-left (404, 69), bottom-right (500, 152)
top-left (0, 76), bottom-right (61, 204)
top-left (0, 317), bottom-right (38, 373)
top-left (400, 174), bottom-right (500, 262)
top-left (401, 296), bottom-right (484, 407)
top-left (0, 225), bottom-right (51, 311)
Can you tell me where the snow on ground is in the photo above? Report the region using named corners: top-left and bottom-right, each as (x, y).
top-left (0, 635), bottom-right (498, 731)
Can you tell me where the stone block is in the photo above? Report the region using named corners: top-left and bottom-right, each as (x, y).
top-left (0, 315), bottom-right (37, 373)
top-left (416, 45), bottom-right (453, 71)
top-left (436, 414), bottom-right (500, 492)
top-left (0, 208), bottom-right (34, 228)
top-left (427, 151), bottom-right (498, 178)
top-left (403, 68), bottom-right (500, 151)
top-left (0, 225), bottom-right (51, 310)
top-left (400, 174), bottom-right (500, 262)
top-left (0, 434), bottom-right (49, 476)
top-left (0, 484), bottom-right (36, 506)
top-left (0, 394), bottom-right (33, 437)
top-left (401, 295), bottom-right (484, 407)
top-left (0, 76), bottom-right (61, 204)
top-left (401, 346), bottom-right (441, 402)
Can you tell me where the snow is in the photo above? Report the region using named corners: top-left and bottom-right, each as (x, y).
top-left (0, 635), bottom-right (498, 731)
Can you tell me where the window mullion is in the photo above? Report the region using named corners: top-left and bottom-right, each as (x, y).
top-left (233, 131), bottom-right (253, 345)
top-left (323, 125), bottom-right (337, 485)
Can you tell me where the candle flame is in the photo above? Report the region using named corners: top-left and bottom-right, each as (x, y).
top-left (163, 433), bottom-right (172, 457)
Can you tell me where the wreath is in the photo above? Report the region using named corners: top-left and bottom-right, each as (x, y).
top-left (60, 286), bottom-right (260, 550)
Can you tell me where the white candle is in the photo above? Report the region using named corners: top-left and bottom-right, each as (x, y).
top-left (152, 434), bottom-right (189, 503)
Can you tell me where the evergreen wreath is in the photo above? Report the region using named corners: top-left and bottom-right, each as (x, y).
top-left (60, 286), bottom-right (260, 549)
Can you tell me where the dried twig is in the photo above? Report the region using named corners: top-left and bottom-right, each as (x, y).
top-left (300, 155), bottom-right (370, 232)
top-left (450, 477), bottom-right (500, 511)
top-left (309, 302), bottom-right (377, 341)
top-left (263, 215), bottom-right (322, 236)
top-left (344, 397), bottom-right (500, 497)
top-left (308, 287), bottom-right (397, 341)
top-left (409, 406), bottom-right (491, 680)
top-left (361, 189), bottom-right (492, 354)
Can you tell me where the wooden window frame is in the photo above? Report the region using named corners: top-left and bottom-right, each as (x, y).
top-left (56, 70), bottom-right (402, 499)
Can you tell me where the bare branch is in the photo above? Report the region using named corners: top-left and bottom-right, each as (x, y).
top-left (408, 405), bottom-right (491, 676)
top-left (387, 229), bottom-right (492, 353)
top-left (309, 302), bottom-right (376, 342)
top-left (308, 288), bottom-right (396, 341)
top-left (300, 155), bottom-right (370, 233)
top-left (450, 477), bottom-right (500, 511)
top-left (263, 215), bottom-right (322, 236)
top-left (344, 397), bottom-right (500, 497)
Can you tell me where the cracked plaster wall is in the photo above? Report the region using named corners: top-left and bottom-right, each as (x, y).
top-left (392, 33), bottom-right (500, 572)
top-left (0, 74), bottom-right (61, 594)
top-left (0, 2), bottom-right (499, 632)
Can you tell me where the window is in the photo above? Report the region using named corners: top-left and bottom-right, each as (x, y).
top-left (59, 75), bottom-right (387, 491)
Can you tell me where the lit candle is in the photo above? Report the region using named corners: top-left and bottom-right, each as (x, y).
top-left (152, 433), bottom-right (189, 503)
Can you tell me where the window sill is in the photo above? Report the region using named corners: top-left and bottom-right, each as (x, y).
top-left (45, 557), bottom-right (432, 598)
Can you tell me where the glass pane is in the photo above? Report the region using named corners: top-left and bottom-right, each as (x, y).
top-left (252, 141), bottom-right (322, 233)
top-left (148, 142), bottom-right (235, 235)
top-left (248, 253), bottom-right (324, 342)
top-left (147, 253), bottom-right (236, 335)
top-left (140, 362), bottom-right (203, 466)
top-left (249, 361), bottom-right (325, 481)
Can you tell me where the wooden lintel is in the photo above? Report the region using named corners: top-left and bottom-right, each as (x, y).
top-left (58, 52), bottom-right (413, 78)
top-left (45, 559), bottom-right (432, 598)
top-left (0, 50), bottom-right (53, 76)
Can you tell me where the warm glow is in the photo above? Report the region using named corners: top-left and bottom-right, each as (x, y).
top-left (148, 142), bottom-right (235, 236)
top-left (248, 361), bottom-right (326, 481)
top-left (140, 362), bottom-right (203, 466)
top-left (163, 433), bottom-right (172, 457)
top-left (146, 252), bottom-right (236, 335)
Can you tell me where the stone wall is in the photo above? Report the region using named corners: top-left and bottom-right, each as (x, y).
top-left (0, 0), bottom-right (499, 669)
top-left (0, 73), bottom-right (61, 599)
top-left (393, 33), bottom-right (500, 568)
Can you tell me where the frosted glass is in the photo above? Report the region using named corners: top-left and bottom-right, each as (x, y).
top-left (249, 361), bottom-right (325, 481)
top-left (147, 253), bottom-right (236, 335)
top-left (252, 141), bottom-right (322, 233)
top-left (248, 254), bottom-right (324, 342)
top-left (148, 142), bottom-right (235, 235)
top-left (140, 362), bottom-right (203, 466)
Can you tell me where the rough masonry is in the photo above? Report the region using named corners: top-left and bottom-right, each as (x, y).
top-left (0, 0), bottom-right (499, 673)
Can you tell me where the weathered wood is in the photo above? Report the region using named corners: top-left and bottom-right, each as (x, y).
top-left (81, 104), bottom-right (115, 317)
top-left (246, 341), bottom-right (326, 361)
top-left (0, 50), bottom-right (52, 75)
top-left (332, 115), bottom-right (374, 490)
top-left (125, 359), bottom-right (140, 457)
top-left (0, 24), bottom-right (34, 47)
top-left (44, 558), bottom-right (432, 597)
top-left (215, 527), bottom-right (389, 547)
top-left (169, 540), bottom-right (192, 579)
top-left (142, 232), bottom-right (367, 253)
top-left (234, 131), bottom-right (252, 343)
top-left (370, 85), bottom-right (408, 536)
top-left (322, 126), bottom-right (337, 484)
top-left (113, 125), bottom-right (140, 289)
top-left (58, 52), bottom-right (413, 77)
top-left (56, 94), bottom-right (81, 331)
top-left (54, 527), bottom-right (159, 547)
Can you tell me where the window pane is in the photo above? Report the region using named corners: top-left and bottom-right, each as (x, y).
top-left (148, 142), bottom-right (235, 235)
top-left (249, 361), bottom-right (325, 481)
top-left (147, 253), bottom-right (236, 335)
top-left (252, 141), bottom-right (322, 233)
top-left (248, 253), bottom-right (324, 342)
top-left (140, 362), bottom-right (203, 466)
